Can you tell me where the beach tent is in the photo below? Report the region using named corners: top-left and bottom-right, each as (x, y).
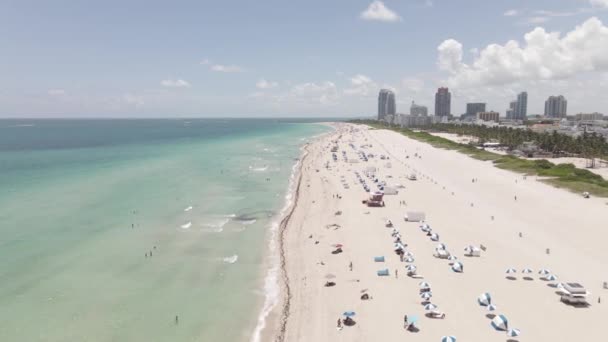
top-left (477, 292), bottom-right (492, 306)
top-left (383, 187), bottom-right (398, 195)
top-left (507, 328), bottom-right (521, 337)
top-left (491, 314), bottom-right (509, 331)
top-left (464, 245), bottom-right (481, 257)
top-left (405, 211), bottom-right (426, 222)
top-left (451, 262), bottom-right (463, 273)
top-left (377, 269), bottom-right (390, 276)
top-left (441, 336), bottom-right (456, 342)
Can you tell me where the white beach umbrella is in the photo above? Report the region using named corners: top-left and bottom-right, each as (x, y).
top-left (491, 314), bottom-right (509, 331)
top-left (404, 251), bottom-right (414, 257)
top-left (477, 292), bottom-right (492, 306)
top-left (538, 268), bottom-right (551, 275)
top-left (447, 255), bottom-right (458, 261)
top-left (507, 328), bottom-right (521, 337)
top-left (505, 268), bottom-right (517, 274)
top-left (436, 243), bottom-right (446, 250)
top-left (544, 274), bottom-right (557, 281)
top-left (522, 268), bottom-right (533, 274)
top-left (419, 281), bottom-right (431, 289)
top-left (424, 303), bottom-right (438, 311)
top-left (441, 336), bottom-right (456, 342)
top-left (451, 262), bottom-right (463, 273)
top-left (487, 304), bottom-right (497, 312)
top-left (430, 233), bottom-right (440, 241)
top-left (405, 264), bottom-right (417, 272)
top-left (405, 257), bottom-right (415, 263)
top-left (421, 292), bottom-right (433, 300)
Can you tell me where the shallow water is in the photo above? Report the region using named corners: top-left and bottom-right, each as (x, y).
top-left (0, 119), bottom-right (329, 342)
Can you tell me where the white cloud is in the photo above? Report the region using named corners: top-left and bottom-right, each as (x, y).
top-left (344, 74), bottom-right (378, 96)
top-left (48, 89), bottom-right (66, 96)
top-left (504, 9), bottom-right (518, 16)
top-left (161, 79), bottom-right (191, 88)
top-left (256, 78), bottom-right (278, 89)
top-left (200, 59), bottom-right (211, 65)
top-left (401, 78), bottom-right (425, 93)
top-left (360, 1), bottom-right (401, 22)
top-left (437, 17), bottom-right (608, 88)
top-left (526, 16), bottom-right (550, 24)
top-left (590, 0), bottom-right (608, 8)
top-left (210, 64), bottom-right (244, 73)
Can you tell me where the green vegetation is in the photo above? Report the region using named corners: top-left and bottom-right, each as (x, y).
top-left (351, 119), bottom-right (608, 197)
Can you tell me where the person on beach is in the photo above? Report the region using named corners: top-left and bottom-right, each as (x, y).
top-left (349, 262), bottom-right (353, 271)
top-left (175, 315), bottom-right (179, 325)
top-left (337, 318), bottom-right (342, 330)
top-left (403, 315), bottom-right (409, 329)
top-left (395, 269), bottom-right (398, 278)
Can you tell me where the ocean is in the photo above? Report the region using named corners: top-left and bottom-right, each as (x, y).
top-left (0, 119), bottom-right (330, 342)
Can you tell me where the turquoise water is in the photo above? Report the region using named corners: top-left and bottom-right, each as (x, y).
top-left (0, 119), bottom-right (329, 342)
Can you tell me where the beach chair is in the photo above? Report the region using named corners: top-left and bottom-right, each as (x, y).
top-left (428, 310), bottom-right (446, 319)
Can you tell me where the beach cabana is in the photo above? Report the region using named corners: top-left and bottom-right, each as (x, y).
top-left (464, 245), bottom-right (481, 257)
top-left (507, 328), bottom-right (521, 337)
top-left (451, 262), bottom-right (463, 273)
top-left (477, 292), bottom-right (492, 306)
top-left (441, 336), bottom-right (456, 342)
top-left (491, 314), bottom-right (509, 331)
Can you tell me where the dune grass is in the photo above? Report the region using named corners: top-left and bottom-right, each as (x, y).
top-left (361, 122), bottom-right (608, 197)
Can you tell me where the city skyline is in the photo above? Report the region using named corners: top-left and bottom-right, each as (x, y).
top-left (1, 1), bottom-right (608, 117)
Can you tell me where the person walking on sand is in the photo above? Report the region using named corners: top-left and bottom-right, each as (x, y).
top-left (403, 314), bottom-right (409, 329)
top-left (395, 269), bottom-right (398, 279)
top-left (349, 261), bottom-right (353, 271)
top-left (337, 318), bottom-right (342, 330)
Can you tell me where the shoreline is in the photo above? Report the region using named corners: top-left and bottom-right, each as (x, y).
top-left (250, 125), bottom-right (333, 342)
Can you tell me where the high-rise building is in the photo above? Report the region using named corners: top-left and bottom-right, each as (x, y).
top-left (506, 92), bottom-right (527, 120)
top-left (544, 95), bottom-right (567, 118)
top-left (477, 111), bottom-right (500, 122)
top-left (515, 92), bottom-right (528, 120)
top-left (378, 89), bottom-right (396, 121)
top-left (434, 87), bottom-right (451, 117)
top-left (466, 103), bottom-right (486, 117)
top-left (410, 101), bottom-right (428, 116)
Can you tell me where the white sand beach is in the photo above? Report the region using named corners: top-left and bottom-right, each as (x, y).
top-left (266, 123), bottom-right (608, 342)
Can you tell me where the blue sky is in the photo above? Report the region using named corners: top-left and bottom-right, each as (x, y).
top-left (1, 0), bottom-right (608, 117)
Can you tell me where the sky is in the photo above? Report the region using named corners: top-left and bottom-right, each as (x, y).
top-left (1, 0), bottom-right (608, 118)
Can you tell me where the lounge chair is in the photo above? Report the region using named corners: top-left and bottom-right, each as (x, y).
top-left (428, 310), bottom-right (446, 319)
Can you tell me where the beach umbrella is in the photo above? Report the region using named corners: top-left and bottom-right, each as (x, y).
top-left (538, 269), bottom-right (551, 275)
top-left (477, 292), bottom-right (492, 306)
top-left (448, 255), bottom-right (458, 261)
top-left (544, 274), bottom-right (557, 281)
top-left (464, 245), bottom-right (475, 252)
top-left (343, 311), bottom-right (356, 317)
top-left (505, 268), bottom-right (517, 274)
top-left (441, 336), bottom-right (456, 342)
top-left (436, 243), bottom-right (446, 250)
top-left (421, 292), bottom-right (433, 300)
top-left (451, 261), bottom-right (463, 273)
top-left (487, 304), bottom-right (497, 312)
top-left (424, 303), bottom-right (438, 311)
top-left (491, 314), bottom-right (509, 331)
top-left (406, 264), bottom-right (417, 272)
top-left (522, 268), bottom-right (533, 274)
top-left (419, 281), bottom-right (431, 289)
top-left (404, 251), bottom-right (414, 257)
top-left (507, 328), bottom-right (521, 337)
top-left (430, 233), bottom-right (440, 241)
top-left (405, 257), bottom-right (415, 263)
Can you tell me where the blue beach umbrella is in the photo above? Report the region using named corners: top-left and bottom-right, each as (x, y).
top-left (441, 336), bottom-right (456, 342)
top-left (544, 274), bottom-right (557, 281)
top-left (421, 292), bottom-right (433, 300)
top-left (406, 264), bottom-right (417, 272)
top-left (424, 303), bottom-right (438, 311)
top-left (343, 311), bottom-right (356, 317)
top-left (477, 292), bottom-right (492, 306)
top-left (522, 268), bottom-right (533, 274)
top-left (451, 261), bottom-right (463, 273)
top-left (419, 281), bottom-right (431, 289)
top-left (538, 268), bottom-right (551, 275)
top-left (491, 314), bottom-right (509, 331)
top-left (487, 304), bottom-right (497, 312)
top-left (507, 328), bottom-right (521, 337)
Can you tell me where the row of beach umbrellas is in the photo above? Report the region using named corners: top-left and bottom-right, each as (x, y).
top-left (506, 268), bottom-right (557, 281)
top-left (477, 292), bottom-right (521, 338)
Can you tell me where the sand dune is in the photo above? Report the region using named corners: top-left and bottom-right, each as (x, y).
top-left (268, 123), bottom-right (608, 342)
